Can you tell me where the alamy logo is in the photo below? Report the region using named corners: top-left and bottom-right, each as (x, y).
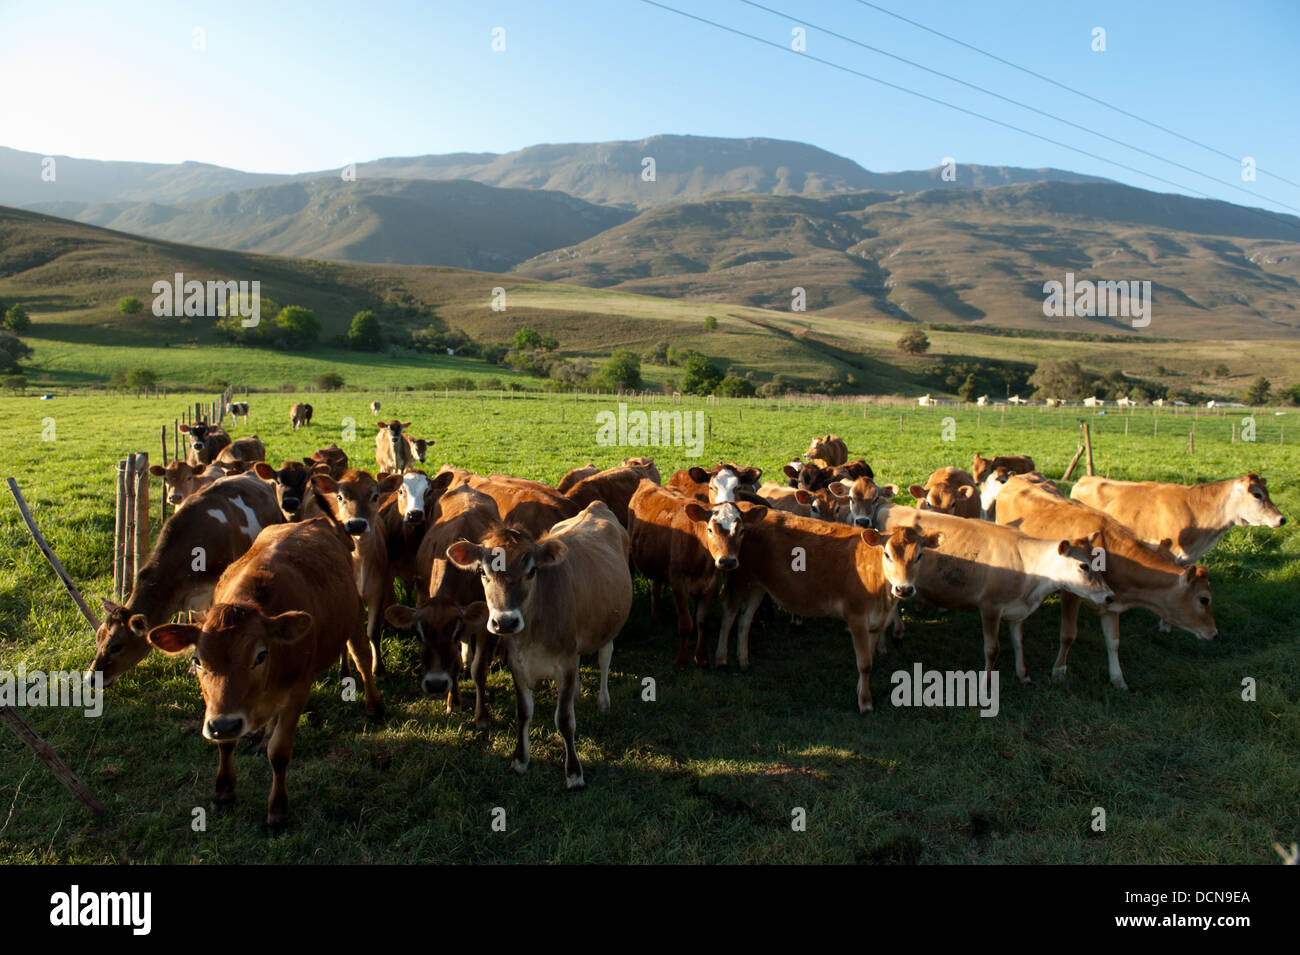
top-left (1043, 272), bottom-right (1151, 328)
top-left (595, 402), bottom-right (705, 458)
top-left (1, 666), bottom-right (102, 717)
top-left (152, 272), bottom-right (260, 326)
top-left (50, 885), bottom-right (151, 935)
top-left (890, 663), bottom-right (999, 717)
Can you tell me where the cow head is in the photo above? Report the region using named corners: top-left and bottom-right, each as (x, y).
top-left (971, 453), bottom-right (993, 484)
top-left (863, 526), bottom-right (942, 599)
top-left (1054, 533), bottom-right (1115, 606)
top-left (312, 469), bottom-right (401, 538)
top-left (804, 434), bottom-right (839, 462)
top-left (833, 459), bottom-right (875, 483)
top-left (807, 487), bottom-right (845, 522)
top-left (180, 423), bottom-right (219, 464)
top-left (385, 599), bottom-right (488, 703)
top-left (685, 500), bottom-right (765, 570)
top-left (378, 420), bottom-right (411, 439)
top-left (622, 457), bottom-right (660, 483)
top-left (1164, 565), bottom-right (1218, 641)
top-left (831, 477), bottom-right (898, 528)
top-left (406, 436), bottom-right (431, 463)
top-left (447, 526), bottom-right (561, 636)
top-left (253, 460), bottom-right (313, 520)
top-left (88, 596), bottom-right (153, 687)
top-left (979, 468), bottom-right (1013, 519)
top-left (150, 460), bottom-right (201, 505)
top-left (147, 604), bottom-right (315, 741)
top-left (782, 460), bottom-right (804, 488)
top-left (311, 444), bottom-right (349, 478)
top-left (398, 470), bottom-right (454, 526)
top-left (1230, 473), bottom-right (1285, 528)
top-left (687, 463), bottom-right (761, 504)
top-left (909, 475), bottom-right (976, 515)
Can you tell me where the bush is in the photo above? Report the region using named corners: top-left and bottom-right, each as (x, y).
top-left (346, 310), bottom-right (383, 350)
top-left (445, 376), bottom-right (477, 392)
top-left (592, 349), bottom-right (642, 392)
top-left (897, 328), bottom-right (930, 355)
top-left (680, 353), bottom-right (723, 395)
top-left (704, 315), bottom-right (718, 331)
top-left (126, 368), bottom-right (157, 392)
top-left (3, 305), bottom-right (30, 333)
top-left (273, 306), bottom-right (320, 350)
top-left (1, 373), bottom-right (27, 394)
top-left (0, 332), bottom-right (32, 372)
top-left (315, 371), bottom-right (345, 391)
top-left (715, 374), bottom-right (756, 398)
top-left (1244, 376), bottom-right (1271, 405)
top-left (117, 296), bottom-right (143, 316)
top-left (481, 377), bottom-right (505, 391)
top-left (643, 341), bottom-right (671, 365)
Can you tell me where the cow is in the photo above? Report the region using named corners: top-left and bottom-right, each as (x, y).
top-left (667, 463), bottom-right (762, 505)
top-left (909, 467), bottom-right (980, 519)
top-left (715, 506), bottom-right (941, 712)
top-left (469, 474), bottom-right (581, 537)
top-left (310, 469), bottom-right (404, 676)
top-left (375, 421), bottom-right (414, 474)
top-left (225, 401), bottom-right (250, 424)
top-left (971, 453), bottom-right (1037, 485)
top-left (385, 484), bottom-right (503, 725)
top-left (446, 500), bottom-right (633, 789)
top-left (783, 458), bottom-right (873, 492)
top-left (370, 400), bottom-right (381, 416)
top-left (556, 463), bottom-right (600, 494)
top-left (253, 459), bottom-right (332, 522)
top-left (828, 476), bottom-right (900, 528)
top-left (179, 422), bottom-right (231, 467)
top-left (1069, 473), bottom-right (1285, 566)
top-left (995, 473), bottom-right (1218, 689)
top-left (216, 435), bottom-right (266, 466)
top-left (564, 460), bottom-right (661, 528)
top-left (978, 467), bottom-right (1015, 521)
top-left (404, 435), bottom-right (431, 465)
top-left (88, 474), bottom-right (284, 686)
top-left (874, 502), bottom-right (1115, 681)
top-left (150, 459), bottom-right (240, 507)
top-left (309, 444), bottom-right (349, 479)
top-left (289, 402), bottom-right (313, 430)
top-left (146, 518), bottom-right (383, 835)
top-left (379, 469), bottom-right (453, 594)
top-left (628, 481), bottom-right (766, 669)
top-left (804, 434), bottom-right (848, 468)
top-left (758, 481), bottom-right (815, 517)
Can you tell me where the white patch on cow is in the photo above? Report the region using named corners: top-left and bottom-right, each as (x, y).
top-left (206, 508), bottom-right (228, 524)
top-left (401, 472), bottom-right (430, 518)
top-left (228, 495), bottom-right (262, 541)
top-left (979, 474), bottom-right (1005, 519)
top-left (712, 502), bottom-right (741, 534)
top-left (711, 469), bottom-right (740, 503)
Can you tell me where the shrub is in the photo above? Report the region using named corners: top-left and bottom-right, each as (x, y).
top-left (897, 328), bottom-right (930, 355)
top-left (347, 310), bottom-right (383, 350)
top-left (715, 374), bottom-right (756, 398)
top-left (591, 349), bottom-right (642, 392)
top-left (1244, 376), bottom-right (1271, 405)
top-left (445, 376), bottom-right (476, 392)
top-left (117, 296), bottom-right (143, 316)
top-left (680, 353), bottom-right (723, 395)
top-left (3, 305), bottom-right (30, 333)
top-left (704, 315), bottom-right (717, 330)
top-left (315, 371), bottom-right (345, 391)
top-left (273, 306), bottom-right (321, 350)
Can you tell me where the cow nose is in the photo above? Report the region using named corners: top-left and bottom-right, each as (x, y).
top-left (345, 519), bottom-right (368, 535)
top-left (893, 585), bottom-right (915, 598)
top-left (405, 509), bottom-right (424, 524)
top-left (488, 612), bottom-right (523, 634)
top-left (422, 674), bottom-right (449, 694)
top-left (1104, 593), bottom-right (1115, 604)
top-left (1205, 630), bottom-right (1219, 642)
top-left (855, 518), bottom-right (872, 528)
top-left (206, 716), bottom-right (244, 740)
top-left (1279, 516), bottom-right (1287, 526)
top-left (283, 497), bottom-right (301, 511)
top-left (716, 556), bottom-right (738, 570)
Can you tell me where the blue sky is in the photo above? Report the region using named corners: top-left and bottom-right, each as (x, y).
top-left (2, 0), bottom-right (1296, 213)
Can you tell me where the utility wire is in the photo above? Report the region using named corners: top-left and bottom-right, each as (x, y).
top-left (633, 0), bottom-right (1300, 233)
top-left (740, 0), bottom-right (1299, 214)
top-left (849, 0), bottom-right (1300, 190)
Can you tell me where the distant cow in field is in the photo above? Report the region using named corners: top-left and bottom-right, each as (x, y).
top-left (375, 421), bottom-right (414, 473)
top-left (804, 434), bottom-right (848, 468)
top-left (404, 435), bottom-right (431, 464)
top-left (290, 402), bottom-right (313, 430)
top-left (146, 518), bottom-right (382, 835)
top-left (89, 474), bottom-right (284, 686)
top-left (447, 501), bottom-right (633, 789)
top-left (370, 400), bottom-right (381, 416)
top-left (217, 435), bottom-right (266, 466)
top-left (225, 401), bottom-right (250, 423)
top-left (180, 423), bottom-right (231, 467)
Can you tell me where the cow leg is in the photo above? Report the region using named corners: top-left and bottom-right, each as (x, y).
top-left (670, 583), bottom-right (693, 671)
top-left (650, 580), bottom-right (664, 623)
top-left (1007, 617), bottom-right (1031, 683)
top-left (470, 632), bottom-right (496, 731)
top-left (510, 677), bottom-right (535, 775)
top-left (1053, 592), bottom-right (1081, 683)
top-left (715, 580), bottom-right (742, 668)
top-left (366, 597), bottom-right (387, 678)
top-left (693, 583), bottom-right (714, 667)
top-left (1101, 611), bottom-right (1128, 690)
top-left (556, 661), bottom-right (584, 789)
top-left (735, 586), bottom-right (765, 672)
top-left (265, 694), bottom-right (305, 837)
top-left (597, 641), bottom-right (613, 714)
top-left (980, 606), bottom-right (1002, 675)
top-left (213, 740), bottom-right (237, 813)
top-left (446, 652), bottom-right (462, 716)
top-left (345, 628), bottom-right (386, 722)
top-left (848, 620), bottom-right (876, 713)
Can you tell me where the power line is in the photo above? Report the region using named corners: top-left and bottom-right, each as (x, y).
top-left (739, 0), bottom-right (1300, 214)
top-left (849, 0), bottom-right (1300, 190)
top-left (632, 0), bottom-right (1300, 234)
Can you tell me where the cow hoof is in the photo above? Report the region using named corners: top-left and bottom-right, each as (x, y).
top-left (210, 797), bottom-right (234, 816)
top-left (859, 702), bottom-right (874, 714)
top-left (1111, 678), bottom-right (1129, 691)
top-left (510, 759), bottom-right (529, 775)
top-left (265, 818), bottom-right (288, 838)
top-left (445, 703), bottom-right (460, 716)
top-left (598, 695), bottom-right (610, 715)
top-left (1019, 674), bottom-right (1033, 684)
top-left (566, 774), bottom-right (586, 791)
top-left (366, 705), bottom-right (387, 724)
top-left (1051, 667), bottom-right (1069, 684)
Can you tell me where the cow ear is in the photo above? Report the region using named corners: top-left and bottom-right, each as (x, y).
top-left (401, 421), bottom-right (412, 429)
top-left (378, 473), bottom-right (403, 494)
top-left (376, 422), bottom-right (387, 431)
top-left (740, 467), bottom-right (761, 484)
top-left (310, 473), bottom-right (337, 494)
top-left (829, 481), bottom-right (849, 498)
top-left (430, 470), bottom-right (455, 493)
top-left (302, 457), bottom-right (316, 467)
top-left (535, 538), bottom-right (567, 567)
top-left (741, 504), bottom-right (768, 523)
top-left (179, 424), bottom-right (190, 433)
top-left (1057, 540), bottom-right (1072, 556)
top-left (923, 532), bottom-right (943, 549)
top-left (688, 466), bottom-right (709, 483)
top-left (253, 462), bottom-right (275, 480)
top-left (796, 490), bottom-right (814, 504)
top-left (269, 611), bottom-right (313, 645)
top-left (147, 624), bottom-right (201, 655)
top-left (783, 465), bottom-right (799, 481)
top-left (860, 529), bottom-right (883, 547)
top-left (908, 484), bottom-right (926, 501)
top-left (462, 601), bottom-right (489, 629)
top-left (149, 464), bottom-right (166, 476)
top-left (384, 605), bottom-right (417, 629)
top-left (880, 484), bottom-right (899, 498)
top-left (684, 503), bottom-right (712, 524)
top-left (446, 540), bottom-right (482, 569)
top-left (100, 597), bottom-right (121, 614)
top-left (958, 485), bottom-right (975, 499)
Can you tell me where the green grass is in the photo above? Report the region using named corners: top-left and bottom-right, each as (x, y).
top-left (1, 392), bottom-right (1297, 863)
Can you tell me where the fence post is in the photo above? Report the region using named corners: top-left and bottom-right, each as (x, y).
top-left (134, 453), bottom-right (149, 568)
top-left (123, 453), bottom-right (137, 596)
top-left (113, 460), bottom-right (126, 600)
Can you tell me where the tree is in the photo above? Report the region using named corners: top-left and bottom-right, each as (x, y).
top-left (897, 328), bottom-right (930, 355)
top-left (315, 371), bottom-right (345, 391)
top-left (643, 341), bottom-right (671, 364)
top-left (125, 368), bottom-right (157, 394)
top-left (117, 296), bottom-right (143, 316)
top-left (273, 306), bottom-right (320, 350)
top-left (3, 305), bottom-right (30, 333)
top-left (680, 353), bottom-right (723, 395)
top-left (957, 372), bottom-right (979, 402)
top-left (513, 327), bottom-right (543, 351)
top-left (592, 349), bottom-right (641, 392)
top-left (0, 373), bottom-right (26, 395)
top-left (1283, 383), bottom-right (1300, 406)
top-left (704, 315), bottom-right (718, 331)
top-left (0, 331), bottom-right (32, 372)
top-left (716, 374), bottom-right (756, 397)
top-left (1028, 359), bottom-right (1092, 400)
top-left (1244, 376), bottom-right (1272, 405)
top-left (1214, 363), bottom-right (1230, 377)
top-left (347, 310), bottom-right (383, 350)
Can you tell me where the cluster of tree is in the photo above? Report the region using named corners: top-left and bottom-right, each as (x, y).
top-left (1027, 360), bottom-right (1185, 403)
top-left (0, 330), bottom-right (33, 373)
top-left (215, 295), bottom-right (321, 350)
top-left (929, 357), bottom-right (1034, 401)
top-left (926, 322), bottom-right (1176, 344)
top-left (0, 302), bottom-right (30, 334)
top-left (108, 367), bottom-right (159, 394)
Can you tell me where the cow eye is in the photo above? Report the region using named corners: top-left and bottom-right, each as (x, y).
top-left (337, 492), bottom-right (345, 501)
top-left (526, 566), bottom-right (537, 580)
top-left (479, 568), bottom-right (488, 579)
top-left (1078, 561), bottom-right (1089, 572)
top-left (1199, 596), bottom-right (1210, 606)
top-left (253, 649), bottom-right (267, 666)
top-left (193, 657), bottom-right (203, 671)
top-left (108, 641), bottom-right (123, 654)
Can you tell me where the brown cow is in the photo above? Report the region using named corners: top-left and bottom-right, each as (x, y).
top-left (628, 481), bottom-right (766, 669)
top-left (667, 463), bottom-right (762, 504)
top-left (972, 452), bottom-right (1036, 485)
top-left (289, 402), bottom-right (313, 430)
top-left (447, 501), bottom-right (632, 788)
top-left (310, 444), bottom-right (349, 478)
top-left (89, 474), bottom-right (284, 686)
top-left (469, 474), bottom-right (580, 537)
top-left (716, 506), bottom-right (940, 712)
top-left (758, 481), bottom-right (815, 517)
top-left (783, 458), bottom-right (873, 492)
top-left (253, 459), bottom-right (332, 521)
top-left (996, 474), bottom-right (1218, 689)
top-left (217, 435), bottom-right (266, 466)
top-left (375, 421), bottom-right (414, 473)
top-left (385, 484), bottom-right (502, 725)
top-left (311, 468), bottom-right (403, 675)
top-left (179, 423), bottom-right (231, 467)
top-left (556, 464), bottom-right (600, 494)
top-left (370, 400), bottom-right (381, 415)
top-left (564, 460), bottom-right (662, 527)
top-left (404, 435), bottom-right (431, 465)
top-left (804, 434), bottom-right (848, 468)
top-left (150, 459), bottom-right (242, 507)
top-left (909, 467), bottom-right (980, 519)
top-left (146, 518), bottom-right (383, 835)
top-left (828, 476), bottom-right (901, 528)
top-left (1069, 472), bottom-right (1285, 565)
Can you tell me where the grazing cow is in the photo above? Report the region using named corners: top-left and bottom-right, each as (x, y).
top-left (829, 476), bottom-right (900, 528)
top-left (375, 421), bottom-right (414, 474)
top-left (874, 503), bottom-right (1115, 680)
top-left (995, 474), bottom-right (1218, 689)
top-left (668, 463), bottom-right (762, 505)
top-left (89, 474), bottom-right (283, 686)
top-left (971, 453), bottom-right (1037, 485)
top-left (385, 484), bottom-right (502, 724)
top-left (370, 400), bottom-right (381, 415)
top-left (629, 481), bottom-right (766, 669)
top-left (311, 469), bottom-right (403, 675)
top-left (804, 434), bottom-right (848, 468)
top-left (469, 474), bottom-right (581, 537)
top-left (216, 435), bottom-right (266, 466)
top-left (909, 467), bottom-right (980, 519)
top-left (446, 501), bottom-right (633, 789)
top-left (309, 443), bottom-right (349, 479)
top-left (556, 463), bottom-right (600, 494)
top-left (146, 518), bottom-right (382, 835)
top-left (180, 423), bottom-right (231, 467)
top-left (225, 401), bottom-right (250, 423)
top-left (564, 460), bottom-right (661, 527)
top-left (289, 402), bottom-right (313, 430)
top-left (1069, 473), bottom-right (1285, 565)
top-left (150, 459), bottom-right (239, 507)
top-left (716, 506), bottom-right (940, 712)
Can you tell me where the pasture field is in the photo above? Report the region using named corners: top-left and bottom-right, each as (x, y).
top-left (1, 391), bottom-right (1297, 864)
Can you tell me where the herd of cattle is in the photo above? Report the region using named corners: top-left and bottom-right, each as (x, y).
top-left (83, 410), bottom-right (1286, 834)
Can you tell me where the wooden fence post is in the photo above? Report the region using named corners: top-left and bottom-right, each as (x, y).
top-left (5, 478), bottom-right (101, 631)
top-left (0, 706), bottom-right (106, 816)
top-left (123, 453), bottom-right (137, 595)
top-left (134, 453), bottom-right (149, 568)
top-left (113, 460), bottom-right (126, 600)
